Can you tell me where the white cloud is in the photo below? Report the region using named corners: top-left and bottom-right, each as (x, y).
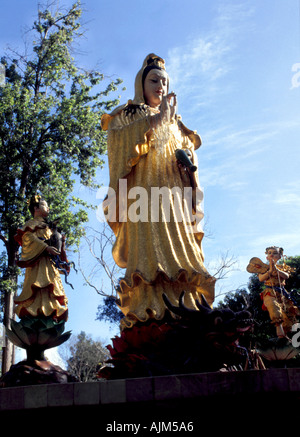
top-left (166, 2), bottom-right (254, 105)
top-left (274, 185), bottom-right (300, 207)
top-left (203, 119), bottom-right (299, 154)
top-left (197, 117), bottom-right (300, 194)
top-left (248, 233), bottom-right (300, 255)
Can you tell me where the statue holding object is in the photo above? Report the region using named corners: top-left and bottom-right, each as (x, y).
top-left (101, 53), bottom-right (216, 331)
top-left (247, 246), bottom-right (300, 338)
top-left (0, 195), bottom-right (75, 387)
top-left (99, 54), bottom-right (254, 378)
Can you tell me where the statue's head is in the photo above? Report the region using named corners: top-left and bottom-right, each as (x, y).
top-left (28, 195), bottom-right (49, 218)
top-left (265, 246), bottom-right (284, 262)
top-left (134, 54), bottom-right (169, 107)
top-left (102, 54), bottom-right (171, 122)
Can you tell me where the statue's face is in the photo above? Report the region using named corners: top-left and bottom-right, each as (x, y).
top-left (266, 248), bottom-right (281, 263)
top-left (143, 69), bottom-right (168, 108)
top-left (35, 200), bottom-right (49, 218)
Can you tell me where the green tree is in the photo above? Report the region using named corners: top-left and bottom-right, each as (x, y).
top-left (65, 331), bottom-right (109, 381)
top-left (285, 256), bottom-right (300, 292)
top-left (0, 1), bottom-right (122, 373)
top-left (96, 294), bottom-right (124, 327)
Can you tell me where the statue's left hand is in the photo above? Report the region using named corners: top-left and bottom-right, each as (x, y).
top-left (46, 246), bottom-right (60, 256)
top-left (160, 92), bottom-right (177, 122)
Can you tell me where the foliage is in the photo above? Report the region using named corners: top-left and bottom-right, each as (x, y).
top-left (0, 1), bottom-right (122, 247)
top-left (285, 256), bottom-right (300, 297)
top-left (96, 294), bottom-right (124, 326)
top-left (0, 1), bottom-right (122, 368)
top-left (65, 331), bottom-right (109, 381)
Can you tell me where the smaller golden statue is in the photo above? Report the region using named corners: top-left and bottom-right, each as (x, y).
top-left (247, 246), bottom-right (299, 338)
top-left (1, 195), bottom-right (74, 386)
top-left (14, 195), bottom-right (69, 321)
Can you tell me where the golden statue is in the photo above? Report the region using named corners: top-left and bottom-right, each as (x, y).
top-left (101, 54), bottom-right (215, 330)
top-left (247, 246), bottom-right (299, 337)
top-left (14, 195), bottom-right (68, 321)
top-left (0, 195), bottom-right (75, 386)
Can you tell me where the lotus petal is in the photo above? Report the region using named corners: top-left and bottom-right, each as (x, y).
top-left (21, 326), bottom-right (38, 345)
top-left (7, 316), bottom-right (71, 352)
top-left (11, 319), bottom-right (39, 345)
top-left (41, 317), bottom-right (56, 329)
top-left (46, 331), bottom-right (72, 349)
top-left (44, 321), bottom-right (65, 337)
top-left (256, 338), bottom-right (300, 361)
top-left (5, 328), bottom-right (27, 349)
top-left (20, 316), bottom-right (39, 328)
top-left (10, 320), bottom-right (32, 346)
top-left (37, 327), bottom-right (60, 346)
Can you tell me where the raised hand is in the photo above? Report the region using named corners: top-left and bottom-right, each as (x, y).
top-left (160, 91), bottom-right (177, 122)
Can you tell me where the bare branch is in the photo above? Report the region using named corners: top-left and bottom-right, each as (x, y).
top-left (210, 250), bottom-right (239, 281)
top-left (78, 223), bottom-right (124, 297)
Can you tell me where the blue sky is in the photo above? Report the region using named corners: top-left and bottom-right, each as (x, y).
top-left (1, 0), bottom-right (300, 356)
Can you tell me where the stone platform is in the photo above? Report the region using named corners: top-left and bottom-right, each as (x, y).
top-left (0, 369), bottom-right (300, 432)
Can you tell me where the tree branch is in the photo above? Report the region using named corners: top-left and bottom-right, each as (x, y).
top-left (210, 250), bottom-right (238, 281)
top-left (78, 223), bottom-right (123, 297)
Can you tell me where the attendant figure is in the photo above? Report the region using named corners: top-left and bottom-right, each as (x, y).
top-left (249, 246), bottom-right (300, 338)
top-left (14, 195), bottom-right (69, 321)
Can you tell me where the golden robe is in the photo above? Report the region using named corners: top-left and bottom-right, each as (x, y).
top-left (14, 216), bottom-right (68, 321)
top-left (261, 269), bottom-right (300, 332)
top-left (102, 53), bottom-right (215, 330)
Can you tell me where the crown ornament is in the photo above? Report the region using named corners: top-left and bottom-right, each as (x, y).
top-left (146, 55), bottom-right (165, 70)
